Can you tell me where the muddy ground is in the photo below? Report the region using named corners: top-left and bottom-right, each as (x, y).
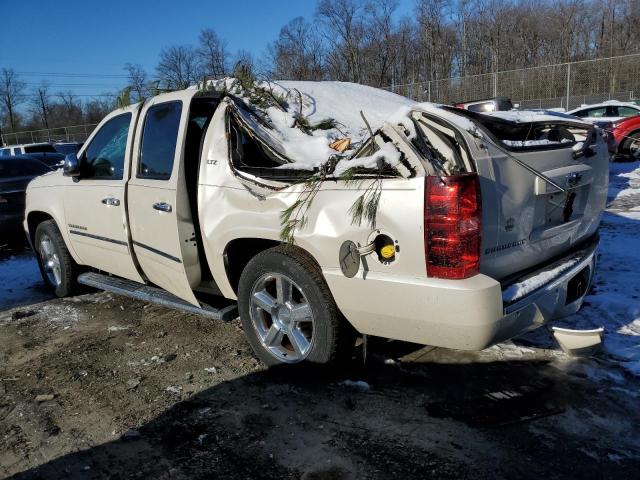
top-left (0, 244), bottom-right (639, 480)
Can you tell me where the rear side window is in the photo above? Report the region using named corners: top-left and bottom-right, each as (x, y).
top-left (577, 107), bottom-right (607, 118)
top-left (0, 159), bottom-right (50, 177)
top-left (24, 144), bottom-right (56, 153)
top-left (138, 101), bottom-right (182, 180)
top-left (82, 113), bottom-right (132, 180)
top-left (0, 148), bottom-right (10, 156)
top-left (468, 101), bottom-right (495, 113)
top-left (616, 106), bottom-right (639, 117)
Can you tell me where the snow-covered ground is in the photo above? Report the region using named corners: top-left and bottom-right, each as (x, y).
top-left (0, 251), bottom-right (52, 310)
top-left (556, 160), bottom-right (640, 375)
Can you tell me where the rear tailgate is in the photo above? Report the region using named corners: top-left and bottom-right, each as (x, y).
top-left (459, 111), bottom-right (608, 281)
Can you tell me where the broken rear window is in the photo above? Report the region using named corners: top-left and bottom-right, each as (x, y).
top-left (228, 112), bottom-right (314, 182)
top-left (441, 106), bottom-right (594, 151)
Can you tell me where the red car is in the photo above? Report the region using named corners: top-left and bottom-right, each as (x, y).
top-left (607, 114), bottom-right (640, 160)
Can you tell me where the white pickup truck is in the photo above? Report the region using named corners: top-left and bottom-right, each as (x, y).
top-left (24, 81), bottom-right (608, 366)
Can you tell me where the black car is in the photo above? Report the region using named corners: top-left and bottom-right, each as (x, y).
top-left (0, 156), bottom-right (52, 238)
top-left (53, 142), bottom-right (83, 155)
top-left (23, 151), bottom-right (66, 168)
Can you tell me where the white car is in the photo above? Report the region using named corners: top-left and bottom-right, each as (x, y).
top-left (23, 81), bottom-right (608, 367)
top-left (0, 142), bottom-right (58, 156)
top-left (567, 100), bottom-right (640, 125)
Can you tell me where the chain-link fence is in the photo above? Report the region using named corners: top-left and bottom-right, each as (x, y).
top-left (1, 123), bottom-right (97, 147)
top-left (3, 54), bottom-right (640, 147)
top-left (385, 53), bottom-right (640, 111)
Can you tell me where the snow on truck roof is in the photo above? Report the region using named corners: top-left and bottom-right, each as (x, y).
top-left (190, 78), bottom-right (591, 171)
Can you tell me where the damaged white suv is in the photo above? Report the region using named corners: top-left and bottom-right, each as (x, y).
top-left (24, 80), bottom-right (607, 366)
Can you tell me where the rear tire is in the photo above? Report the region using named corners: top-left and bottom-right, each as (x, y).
top-left (34, 220), bottom-right (79, 297)
top-left (237, 246), bottom-right (355, 367)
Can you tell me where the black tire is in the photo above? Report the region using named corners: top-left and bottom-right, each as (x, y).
top-left (237, 246), bottom-right (355, 367)
top-left (34, 220), bottom-right (79, 297)
top-left (619, 131), bottom-right (640, 161)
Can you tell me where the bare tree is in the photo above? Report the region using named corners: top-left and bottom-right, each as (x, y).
top-left (124, 63), bottom-right (149, 101)
top-left (156, 45), bottom-right (202, 89)
top-left (198, 28), bottom-right (229, 78)
top-left (55, 91), bottom-right (84, 127)
top-left (269, 17), bottom-right (325, 80)
top-left (361, 0), bottom-right (399, 86)
top-left (31, 82), bottom-right (52, 129)
top-left (84, 96), bottom-right (116, 124)
top-left (316, 0), bottom-right (366, 82)
top-left (233, 49), bottom-right (256, 78)
top-left (0, 68), bottom-right (26, 131)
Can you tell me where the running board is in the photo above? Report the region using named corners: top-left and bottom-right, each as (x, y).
top-left (77, 272), bottom-right (238, 321)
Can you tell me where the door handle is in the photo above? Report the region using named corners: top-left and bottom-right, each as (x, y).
top-left (153, 202), bottom-right (172, 213)
top-left (101, 197), bottom-right (120, 207)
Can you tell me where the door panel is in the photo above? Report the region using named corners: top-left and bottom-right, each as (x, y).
top-left (128, 92), bottom-right (201, 305)
top-left (63, 105), bottom-right (144, 283)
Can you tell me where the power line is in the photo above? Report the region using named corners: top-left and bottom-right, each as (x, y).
top-left (15, 71), bottom-right (130, 79)
top-left (23, 82), bottom-right (125, 88)
top-left (14, 93), bottom-right (117, 97)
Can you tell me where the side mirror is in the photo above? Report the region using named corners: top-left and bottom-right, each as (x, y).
top-left (63, 153), bottom-right (81, 177)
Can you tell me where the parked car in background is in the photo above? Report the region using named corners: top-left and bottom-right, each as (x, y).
top-left (567, 100), bottom-right (640, 127)
top-left (0, 142), bottom-right (58, 156)
top-left (24, 152), bottom-right (66, 168)
top-left (606, 114), bottom-right (640, 160)
top-left (53, 142), bottom-right (83, 155)
top-left (453, 96), bottom-right (514, 112)
top-left (1, 156), bottom-right (52, 240)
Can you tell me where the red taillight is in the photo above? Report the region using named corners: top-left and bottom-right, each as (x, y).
top-left (425, 173), bottom-right (481, 279)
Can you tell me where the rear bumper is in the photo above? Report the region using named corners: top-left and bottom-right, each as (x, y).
top-left (325, 235), bottom-right (598, 351)
top-left (494, 235), bottom-right (598, 345)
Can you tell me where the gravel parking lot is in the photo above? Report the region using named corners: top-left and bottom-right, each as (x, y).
top-left (1, 162), bottom-right (640, 480)
top-left (1, 287), bottom-right (639, 480)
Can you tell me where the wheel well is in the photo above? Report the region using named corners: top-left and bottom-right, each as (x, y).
top-left (26, 211), bottom-right (54, 245)
top-left (622, 128), bottom-right (640, 144)
top-left (224, 239), bottom-right (328, 296)
top-left (224, 238), bottom-right (282, 294)
top-left (628, 129), bottom-right (640, 139)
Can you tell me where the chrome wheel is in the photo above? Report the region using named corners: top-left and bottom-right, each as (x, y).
top-left (39, 234), bottom-right (62, 287)
top-left (630, 138), bottom-right (640, 159)
top-left (249, 273), bottom-right (314, 363)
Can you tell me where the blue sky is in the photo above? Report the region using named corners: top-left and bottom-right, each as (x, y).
top-left (0, 0), bottom-right (414, 99)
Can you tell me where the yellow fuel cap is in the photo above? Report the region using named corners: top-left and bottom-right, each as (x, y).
top-left (380, 244), bottom-right (395, 259)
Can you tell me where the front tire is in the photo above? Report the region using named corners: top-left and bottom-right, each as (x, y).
top-left (34, 220), bottom-right (79, 297)
top-left (237, 246), bottom-right (354, 367)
